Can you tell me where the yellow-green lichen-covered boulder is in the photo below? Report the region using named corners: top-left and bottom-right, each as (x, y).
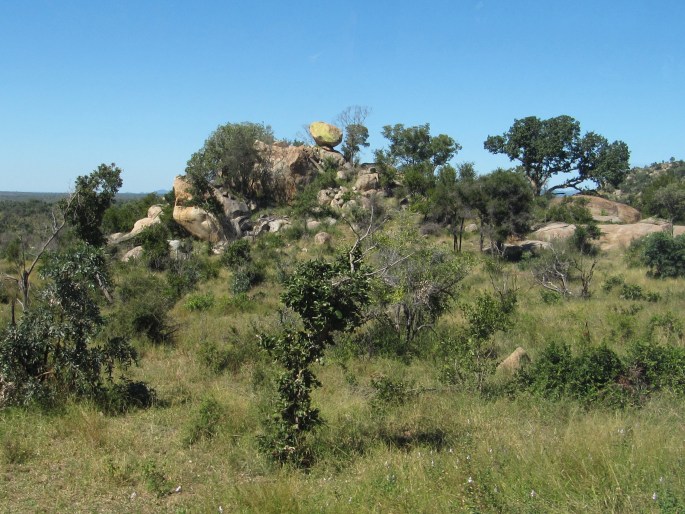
top-left (309, 121), bottom-right (343, 148)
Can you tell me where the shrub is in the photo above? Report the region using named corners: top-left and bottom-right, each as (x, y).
top-left (221, 239), bottom-right (251, 268)
top-left (544, 197), bottom-right (594, 224)
top-left (184, 292), bottom-right (215, 312)
top-left (641, 232), bottom-right (685, 277)
top-left (109, 271), bottom-right (174, 344)
top-left (230, 263), bottom-right (264, 294)
top-left (627, 339), bottom-right (685, 392)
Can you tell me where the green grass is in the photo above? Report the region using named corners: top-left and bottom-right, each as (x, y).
top-left (2, 226), bottom-right (685, 512)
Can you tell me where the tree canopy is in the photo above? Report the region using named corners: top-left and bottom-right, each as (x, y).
top-left (484, 115), bottom-right (629, 195)
top-left (185, 122), bottom-right (275, 207)
top-left (375, 123), bottom-right (461, 196)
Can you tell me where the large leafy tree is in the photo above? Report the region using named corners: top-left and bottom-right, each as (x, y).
top-left (185, 121), bottom-right (275, 208)
top-left (484, 115), bottom-right (629, 195)
top-left (375, 123), bottom-right (461, 196)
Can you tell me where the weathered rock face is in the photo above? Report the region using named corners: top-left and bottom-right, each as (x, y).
top-left (309, 121), bottom-right (343, 148)
top-left (551, 195), bottom-right (641, 223)
top-left (108, 204), bottom-right (163, 245)
top-left (530, 220), bottom-right (677, 251)
top-left (314, 231), bottom-right (332, 245)
top-left (122, 246), bottom-right (144, 262)
top-left (598, 221), bottom-right (672, 250)
top-left (255, 141), bottom-right (344, 202)
top-left (354, 172), bottom-right (379, 192)
top-left (173, 205), bottom-right (226, 243)
top-left (531, 222), bottom-right (577, 241)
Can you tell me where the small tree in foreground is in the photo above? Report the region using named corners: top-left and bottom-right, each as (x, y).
top-left (258, 247), bottom-right (370, 465)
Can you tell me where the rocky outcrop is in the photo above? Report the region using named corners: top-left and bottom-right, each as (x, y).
top-left (122, 246), bottom-right (144, 262)
top-left (529, 219), bottom-right (681, 251)
top-left (551, 195), bottom-right (641, 223)
top-left (255, 141), bottom-right (344, 203)
top-left (354, 172), bottom-right (380, 192)
top-left (173, 205), bottom-right (226, 243)
top-left (598, 220), bottom-right (672, 250)
top-left (309, 121), bottom-right (343, 148)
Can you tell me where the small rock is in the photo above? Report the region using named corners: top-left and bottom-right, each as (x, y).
top-left (314, 232), bottom-right (332, 245)
top-left (496, 347), bottom-right (530, 375)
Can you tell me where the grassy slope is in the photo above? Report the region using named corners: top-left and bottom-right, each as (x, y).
top-left (1, 231), bottom-right (684, 513)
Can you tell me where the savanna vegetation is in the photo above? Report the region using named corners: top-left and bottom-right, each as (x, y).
top-left (1, 114), bottom-right (684, 513)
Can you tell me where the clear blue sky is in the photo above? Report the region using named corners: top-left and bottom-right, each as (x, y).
top-left (1, 0), bottom-right (683, 193)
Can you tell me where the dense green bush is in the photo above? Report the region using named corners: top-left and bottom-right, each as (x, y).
top-left (230, 262), bottom-right (264, 294)
top-left (220, 239), bottom-right (251, 268)
top-left (640, 232), bottom-right (685, 277)
top-left (518, 343), bottom-right (625, 403)
top-left (109, 270), bottom-right (174, 344)
top-left (544, 197), bottom-right (594, 224)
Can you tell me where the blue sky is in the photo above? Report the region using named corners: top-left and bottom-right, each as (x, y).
top-left (1, 0), bottom-right (683, 193)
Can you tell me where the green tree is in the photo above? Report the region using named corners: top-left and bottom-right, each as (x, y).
top-left (484, 115), bottom-right (630, 195)
top-left (62, 163), bottom-right (123, 246)
top-left (185, 122), bottom-right (275, 209)
top-left (3, 165), bottom-right (122, 311)
top-left (0, 243), bottom-right (139, 405)
top-left (650, 185), bottom-right (685, 232)
top-left (470, 169), bottom-right (534, 252)
top-left (258, 248), bottom-right (370, 465)
top-left (375, 123), bottom-right (461, 196)
top-left (372, 217), bottom-right (473, 351)
top-left (336, 105), bottom-right (371, 164)
top-left (427, 162), bottom-right (477, 251)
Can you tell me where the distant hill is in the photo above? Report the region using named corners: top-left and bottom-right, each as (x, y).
top-left (0, 191), bottom-right (158, 203)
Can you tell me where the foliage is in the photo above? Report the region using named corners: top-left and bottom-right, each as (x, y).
top-left (544, 196), bottom-right (594, 224)
top-left (470, 169), bottom-right (534, 251)
top-left (372, 220), bottom-right (473, 351)
top-left (166, 254), bottom-right (219, 299)
top-left (108, 270), bottom-right (174, 344)
top-left (648, 184), bottom-right (685, 226)
top-left (62, 163), bottom-right (123, 246)
top-left (336, 105), bottom-right (371, 164)
top-left (230, 262), bottom-right (264, 294)
top-left (184, 292), bottom-right (215, 312)
top-left (441, 292), bottom-right (516, 390)
top-left (137, 222), bottom-right (172, 271)
top-left (484, 115), bottom-right (630, 195)
top-left (374, 123), bottom-right (460, 196)
top-left (0, 243), bottom-right (139, 406)
top-left (101, 193), bottom-right (163, 235)
top-left (640, 232), bottom-right (685, 278)
top-left (220, 239), bottom-right (251, 268)
top-left (425, 162), bottom-right (477, 251)
top-left (517, 342), bottom-right (625, 404)
top-left (185, 121), bottom-right (275, 210)
top-left (258, 248), bottom-right (370, 465)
